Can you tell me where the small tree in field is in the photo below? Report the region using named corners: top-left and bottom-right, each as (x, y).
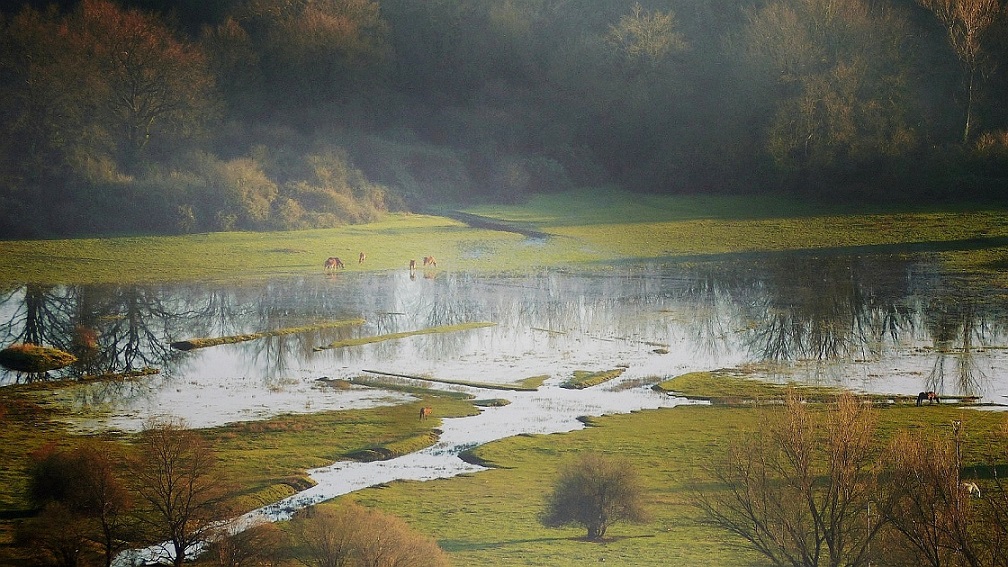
top-left (541, 452), bottom-right (650, 540)
top-left (129, 418), bottom-right (231, 567)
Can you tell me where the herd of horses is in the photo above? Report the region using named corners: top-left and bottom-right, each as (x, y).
top-left (323, 252), bottom-right (437, 274)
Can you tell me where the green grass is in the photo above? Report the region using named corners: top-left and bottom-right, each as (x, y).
top-left (5, 192), bottom-right (1008, 565)
top-left (334, 396), bottom-right (1008, 567)
top-left (562, 367), bottom-right (626, 389)
top-left (656, 370), bottom-right (852, 403)
top-left (4, 192), bottom-right (1008, 285)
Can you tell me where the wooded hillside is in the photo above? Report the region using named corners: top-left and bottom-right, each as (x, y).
top-left (2, 0), bottom-right (1007, 237)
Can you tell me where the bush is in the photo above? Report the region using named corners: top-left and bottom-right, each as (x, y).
top-left (293, 502), bottom-right (449, 567)
top-left (542, 452), bottom-right (650, 540)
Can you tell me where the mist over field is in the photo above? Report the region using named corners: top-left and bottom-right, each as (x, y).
top-left (2, 0), bottom-right (1007, 238)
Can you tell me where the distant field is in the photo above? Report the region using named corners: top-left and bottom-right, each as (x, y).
top-left (3, 190), bottom-right (1008, 285)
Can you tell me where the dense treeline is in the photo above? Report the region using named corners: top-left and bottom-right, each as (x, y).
top-left (1, 0), bottom-right (1007, 238)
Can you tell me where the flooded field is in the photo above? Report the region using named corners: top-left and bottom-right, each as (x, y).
top-left (7, 252), bottom-right (1008, 563)
top-left (3, 252), bottom-right (1008, 430)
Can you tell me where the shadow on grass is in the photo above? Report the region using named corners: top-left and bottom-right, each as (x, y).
top-left (442, 532), bottom-right (657, 552)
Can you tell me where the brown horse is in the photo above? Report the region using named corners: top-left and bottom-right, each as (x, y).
top-left (324, 257), bottom-right (345, 272)
top-left (409, 259), bottom-right (417, 272)
top-left (916, 391), bottom-right (940, 406)
top-left (423, 256), bottom-right (437, 267)
top-left (419, 406), bottom-right (433, 420)
top-left (359, 251), bottom-right (366, 264)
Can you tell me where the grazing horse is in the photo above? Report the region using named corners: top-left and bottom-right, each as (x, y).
top-left (324, 257), bottom-right (345, 272)
top-left (423, 256), bottom-right (437, 267)
top-left (419, 406), bottom-right (433, 420)
top-left (963, 482), bottom-right (981, 498)
top-left (916, 391), bottom-right (941, 406)
top-left (359, 251), bottom-right (366, 264)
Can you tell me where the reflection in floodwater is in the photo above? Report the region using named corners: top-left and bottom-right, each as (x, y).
top-left (6, 255), bottom-right (1008, 565)
top-left (2, 254), bottom-right (1008, 426)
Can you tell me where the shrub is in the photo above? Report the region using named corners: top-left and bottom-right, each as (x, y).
top-left (542, 452), bottom-right (650, 540)
top-left (293, 502), bottom-right (449, 567)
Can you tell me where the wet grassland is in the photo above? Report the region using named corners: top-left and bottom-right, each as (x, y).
top-left (2, 191), bottom-right (1008, 565)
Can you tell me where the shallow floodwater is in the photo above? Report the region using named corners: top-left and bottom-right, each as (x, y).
top-left (4, 253), bottom-right (1008, 416)
top-left (6, 253), bottom-right (1008, 563)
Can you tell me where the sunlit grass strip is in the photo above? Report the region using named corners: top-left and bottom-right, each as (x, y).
top-left (655, 370), bottom-right (962, 406)
top-left (170, 318), bottom-right (366, 350)
top-left (314, 322), bottom-right (496, 351)
top-left (561, 367), bottom-right (626, 389)
top-left (517, 374), bottom-right (549, 390)
top-left (655, 370), bottom-right (848, 403)
top-left (351, 375), bottom-right (475, 400)
top-left (346, 431), bottom-right (441, 462)
top-left (7, 194), bottom-right (1008, 285)
top-left (362, 368), bottom-right (540, 392)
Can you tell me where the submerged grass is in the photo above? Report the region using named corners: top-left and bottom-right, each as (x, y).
top-left (313, 322), bottom-right (496, 350)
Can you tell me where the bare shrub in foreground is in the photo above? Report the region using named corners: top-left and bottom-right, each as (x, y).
top-left (294, 502), bottom-right (449, 567)
top-left (695, 391), bottom-right (886, 567)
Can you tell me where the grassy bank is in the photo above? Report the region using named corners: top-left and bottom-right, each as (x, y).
top-left (335, 396), bottom-right (1008, 567)
top-left (3, 191), bottom-right (1008, 285)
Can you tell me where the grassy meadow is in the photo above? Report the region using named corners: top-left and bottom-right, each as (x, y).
top-left (3, 191), bottom-right (1008, 566)
top-left (3, 190), bottom-right (1008, 285)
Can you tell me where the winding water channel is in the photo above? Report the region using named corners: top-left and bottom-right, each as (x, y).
top-left (4, 252), bottom-right (1008, 562)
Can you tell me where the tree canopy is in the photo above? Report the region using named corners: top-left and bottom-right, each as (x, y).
top-left (1, 0), bottom-right (1007, 238)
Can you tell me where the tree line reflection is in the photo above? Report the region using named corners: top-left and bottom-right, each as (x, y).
top-left (1, 256), bottom-right (1004, 398)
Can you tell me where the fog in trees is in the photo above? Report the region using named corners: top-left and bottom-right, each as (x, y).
top-left (0, 0), bottom-right (1006, 238)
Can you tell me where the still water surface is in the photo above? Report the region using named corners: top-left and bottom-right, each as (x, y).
top-left (4, 252), bottom-right (1007, 423)
top-left (6, 252), bottom-right (1008, 563)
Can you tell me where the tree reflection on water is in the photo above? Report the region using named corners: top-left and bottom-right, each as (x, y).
top-left (1, 253), bottom-right (1006, 404)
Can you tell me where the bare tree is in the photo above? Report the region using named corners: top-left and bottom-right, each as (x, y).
top-left (916, 0), bottom-right (1002, 143)
top-left (294, 502), bottom-right (449, 567)
top-left (607, 2), bottom-right (687, 64)
top-left (882, 418), bottom-right (1008, 567)
top-left (541, 452), bottom-right (650, 540)
top-left (129, 418), bottom-right (231, 567)
top-left (695, 391), bottom-right (887, 567)
top-left (209, 522), bottom-right (287, 567)
top-left (25, 440), bottom-right (134, 567)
